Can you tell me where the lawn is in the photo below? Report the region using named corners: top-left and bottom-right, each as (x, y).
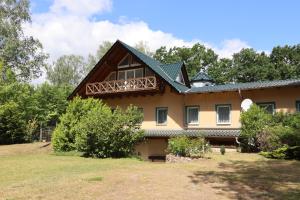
top-left (0, 143), bottom-right (300, 200)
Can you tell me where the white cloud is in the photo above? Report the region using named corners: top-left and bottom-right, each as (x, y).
top-left (26, 0), bottom-right (251, 84)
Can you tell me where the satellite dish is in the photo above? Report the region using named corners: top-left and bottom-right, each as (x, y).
top-left (241, 99), bottom-right (253, 111)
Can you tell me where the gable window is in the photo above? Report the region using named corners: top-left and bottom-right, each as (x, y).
top-left (216, 105), bottom-right (231, 125)
top-left (118, 68), bottom-right (144, 80)
top-left (185, 106), bottom-right (199, 125)
top-left (257, 102), bottom-right (276, 114)
top-left (296, 101), bottom-right (300, 112)
top-left (118, 54), bottom-right (141, 68)
top-left (156, 107), bottom-right (168, 125)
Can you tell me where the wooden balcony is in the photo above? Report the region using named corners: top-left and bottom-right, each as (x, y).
top-left (86, 76), bottom-right (157, 95)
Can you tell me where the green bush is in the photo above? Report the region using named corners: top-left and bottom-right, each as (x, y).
top-left (52, 97), bottom-right (144, 158)
top-left (168, 135), bottom-right (210, 157)
top-left (167, 136), bottom-right (189, 156)
top-left (52, 97), bottom-right (101, 151)
top-left (220, 145), bottom-right (225, 155)
top-left (240, 104), bottom-right (272, 152)
top-left (260, 146), bottom-right (300, 160)
top-left (75, 105), bottom-right (144, 158)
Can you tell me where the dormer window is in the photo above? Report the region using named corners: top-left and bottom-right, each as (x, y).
top-left (176, 72), bottom-right (185, 84)
top-left (118, 54), bottom-right (141, 69)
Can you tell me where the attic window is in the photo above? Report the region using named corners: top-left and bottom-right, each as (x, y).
top-left (176, 72), bottom-right (185, 84)
top-left (118, 54), bottom-right (141, 68)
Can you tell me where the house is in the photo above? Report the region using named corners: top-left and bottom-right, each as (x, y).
top-left (69, 40), bottom-right (300, 160)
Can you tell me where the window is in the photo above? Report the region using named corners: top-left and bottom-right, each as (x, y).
top-left (156, 107), bottom-right (168, 125)
top-left (185, 106), bottom-right (199, 125)
top-left (296, 101), bottom-right (300, 112)
top-left (118, 54), bottom-right (141, 68)
top-left (118, 68), bottom-right (144, 80)
top-left (257, 102), bottom-right (276, 114)
top-left (216, 105), bottom-right (231, 124)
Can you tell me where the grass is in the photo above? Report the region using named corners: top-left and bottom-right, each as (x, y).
top-left (0, 143), bottom-right (300, 200)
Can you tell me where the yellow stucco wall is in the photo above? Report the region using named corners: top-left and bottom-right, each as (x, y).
top-left (135, 138), bottom-right (168, 160)
top-left (103, 86), bottom-right (300, 130)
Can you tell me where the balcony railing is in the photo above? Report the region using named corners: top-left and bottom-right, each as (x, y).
top-left (86, 76), bottom-right (157, 95)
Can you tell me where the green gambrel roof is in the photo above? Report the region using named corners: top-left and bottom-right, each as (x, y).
top-left (188, 79), bottom-right (300, 93)
top-left (119, 41), bottom-right (189, 93)
top-left (145, 129), bottom-right (240, 137)
top-left (120, 41), bottom-right (300, 94)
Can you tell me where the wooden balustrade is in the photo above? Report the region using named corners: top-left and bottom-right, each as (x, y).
top-left (86, 76), bottom-right (157, 95)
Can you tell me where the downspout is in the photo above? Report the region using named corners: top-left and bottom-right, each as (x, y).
top-left (236, 88), bottom-right (242, 146)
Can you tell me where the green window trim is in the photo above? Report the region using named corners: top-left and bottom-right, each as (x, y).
top-left (185, 106), bottom-right (200, 125)
top-left (215, 104), bottom-right (231, 125)
top-left (156, 107), bottom-right (168, 126)
top-left (256, 102), bottom-right (276, 115)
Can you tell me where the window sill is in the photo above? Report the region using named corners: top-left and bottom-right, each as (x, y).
top-left (216, 123), bottom-right (231, 126)
top-left (156, 123), bottom-right (167, 126)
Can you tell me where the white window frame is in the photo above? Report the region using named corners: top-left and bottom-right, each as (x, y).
top-left (186, 106), bottom-right (199, 125)
top-left (118, 54), bottom-right (130, 68)
top-left (216, 105), bottom-right (231, 125)
top-left (156, 107), bottom-right (168, 125)
top-left (118, 54), bottom-right (141, 69)
top-left (256, 102), bottom-right (276, 115)
top-left (118, 68), bottom-right (143, 80)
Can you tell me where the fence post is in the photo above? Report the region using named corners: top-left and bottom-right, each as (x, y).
top-left (39, 123), bottom-right (42, 142)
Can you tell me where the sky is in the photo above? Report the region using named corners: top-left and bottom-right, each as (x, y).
top-left (26, 0), bottom-right (300, 83)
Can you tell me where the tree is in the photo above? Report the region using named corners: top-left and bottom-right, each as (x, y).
top-left (86, 41), bottom-right (113, 73)
top-left (154, 43), bottom-right (218, 78)
top-left (0, 0), bottom-right (48, 81)
top-left (270, 45), bottom-right (300, 80)
top-left (207, 58), bottom-right (233, 84)
top-left (34, 83), bottom-right (71, 126)
top-left (134, 41), bottom-right (153, 56)
top-left (46, 55), bottom-right (86, 87)
top-left (231, 49), bottom-right (276, 83)
top-left (0, 82), bottom-right (36, 144)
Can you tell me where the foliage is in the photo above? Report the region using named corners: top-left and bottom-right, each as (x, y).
top-left (259, 145), bottom-right (289, 159)
top-left (220, 145), bottom-right (225, 155)
top-left (52, 98), bottom-right (144, 158)
top-left (75, 105), bottom-right (144, 158)
top-left (0, 82), bottom-right (36, 144)
top-left (134, 41), bottom-right (153, 56)
top-left (167, 135), bottom-right (210, 157)
top-left (25, 118), bottom-right (38, 142)
top-left (241, 106), bottom-right (300, 159)
top-left (46, 55), bottom-right (86, 87)
top-left (52, 97), bottom-right (101, 152)
top-left (240, 104), bottom-right (272, 152)
top-left (154, 43), bottom-right (218, 78)
top-left (0, 0), bottom-right (48, 81)
top-left (34, 83), bottom-right (71, 126)
top-left (86, 41), bottom-right (113, 73)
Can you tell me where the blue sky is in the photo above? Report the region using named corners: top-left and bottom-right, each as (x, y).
top-left (26, 0), bottom-right (300, 84)
top-left (30, 0), bottom-right (300, 53)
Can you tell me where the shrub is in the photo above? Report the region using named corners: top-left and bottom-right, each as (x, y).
top-left (240, 104), bottom-right (272, 152)
top-left (52, 97), bottom-right (144, 158)
top-left (75, 105), bottom-right (144, 158)
top-left (220, 145), bottom-right (225, 155)
top-left (167, 136), bottom-right (189, 156)
top-left (52, 97), bottom-right (101, 152)
top-left (256, 126), bottom-right (283, 152)
top-left (260, 145), bottom-right (289, 159)
top-left (168, 135), bottom-right (210, 157)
